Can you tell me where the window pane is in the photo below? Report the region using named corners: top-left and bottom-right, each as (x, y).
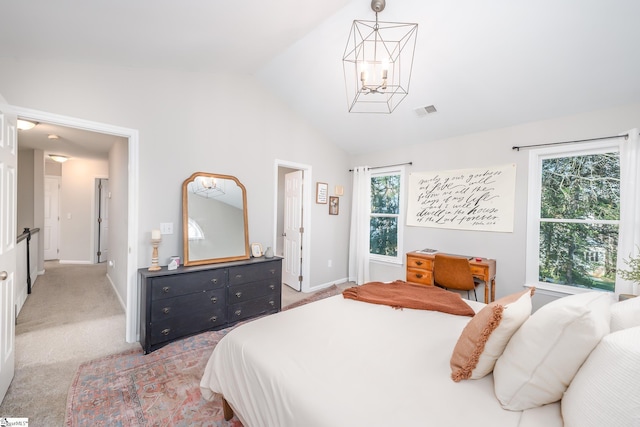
top-left (371, 175), bottom-right (400, 214)
top-left (541, 152), bottom-right (620, 220)
top-left (370, 216), bottom-right (398, 257)
top-left (539, 222), bottom-right (618, 291)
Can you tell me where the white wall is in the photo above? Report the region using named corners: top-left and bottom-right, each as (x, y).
top-left (0, 57), bottom-right (352, 302)
top-left (352, 103), bottom-right (640, 310)
top-left (59, 158), bottom-right (109, 263)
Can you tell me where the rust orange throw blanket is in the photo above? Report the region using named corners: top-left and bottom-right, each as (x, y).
top-left (343, 280), bottom-right (475, 317)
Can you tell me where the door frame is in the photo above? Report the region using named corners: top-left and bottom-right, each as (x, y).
top-left (12, 106), bottom-right (140, 343)
top-left (273, 159), bottom-right (312, 292)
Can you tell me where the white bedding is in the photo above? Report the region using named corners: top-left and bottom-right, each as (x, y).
top-left (200, 294), bottom-right (561, 427)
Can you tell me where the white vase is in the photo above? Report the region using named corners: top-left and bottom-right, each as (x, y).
top-left (264, 247), bottom-right (274, 259)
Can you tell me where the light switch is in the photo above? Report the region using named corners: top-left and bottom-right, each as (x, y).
top-left (160, 223), bottom-right (173, 234)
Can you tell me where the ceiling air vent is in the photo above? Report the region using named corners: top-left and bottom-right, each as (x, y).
top-left (415, 105), bottom-right (437, 117)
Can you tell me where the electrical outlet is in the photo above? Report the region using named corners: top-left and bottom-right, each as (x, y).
top-left (160, 223), bottom-right (173, 234)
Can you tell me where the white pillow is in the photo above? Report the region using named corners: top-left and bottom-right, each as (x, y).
top-left (493, 292), bottom-right (612, 410)
top-left (610, 295), bottom-right (640, 332)
top-left (450, 288), bottom-right (533, 381)
top-left (562, 325), bottom-right (640, 427)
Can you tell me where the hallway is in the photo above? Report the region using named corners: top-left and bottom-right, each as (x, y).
top-left (0, 261), bottom-right (138, 425)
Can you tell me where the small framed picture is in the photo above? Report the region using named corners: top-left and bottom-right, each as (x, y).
top-left (316, 182), bottom-right (328, 204)
top-left (329, 196), bottom-right (339, 215)
top-left (250, 242), bottom-right (263, 257)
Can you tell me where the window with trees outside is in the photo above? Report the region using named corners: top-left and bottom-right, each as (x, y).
top-left (370, 167), bottom-right (405, 264)
top-left (526, 142), bottom-right (620, 293)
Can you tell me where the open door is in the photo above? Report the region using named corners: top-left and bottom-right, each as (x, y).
top-left (96, 178), bottom-right (109, 263)
top-left (282, 170), bottom-right (303, 291)
top-left (44, 176), bottom-right (60, 260)
top-left (0, 99), bottom-right (17, 404)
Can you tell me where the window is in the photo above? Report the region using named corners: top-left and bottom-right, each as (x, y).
top-left (526, 142), bottom-right (620, 294)
top-left (370, 166), bottom-right (405, 263)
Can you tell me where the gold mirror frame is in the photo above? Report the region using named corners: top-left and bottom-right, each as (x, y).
top-left (182, 172), bottom-right (250, 266)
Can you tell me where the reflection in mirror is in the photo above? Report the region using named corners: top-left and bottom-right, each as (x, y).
top-left (182, 172), bottom-right (250, 266)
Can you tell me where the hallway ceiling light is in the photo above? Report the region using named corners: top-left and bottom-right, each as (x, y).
top-left (49, 154), bottom-right (69, 163)
top-left (342, 0), bottom-right (418, 113)
top-left (17, 119), bottom-right (38, 130)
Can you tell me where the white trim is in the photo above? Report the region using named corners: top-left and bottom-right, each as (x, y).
top-left (12, 105), bottom-right (140, 343)
top-left (274, 159), bottom-right (312, 292)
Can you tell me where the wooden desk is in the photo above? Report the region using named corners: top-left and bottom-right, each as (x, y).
top-left (406, 251), bottom-right (497, 303)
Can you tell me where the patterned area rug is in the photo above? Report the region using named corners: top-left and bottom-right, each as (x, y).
top-left (65, 285), bottom-right (342, 426)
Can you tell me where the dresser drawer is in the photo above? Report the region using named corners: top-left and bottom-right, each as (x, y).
top-left (470, 265), bottom-right (485, 277)
top-left (150, 306), bottom-right (227, 344)
top-left (229, 262), bottom-right (280, 286)
top-left (150, 288), bottom-right (226, 322)
top-left (406, 256), bottom-right (433, 270)
top-left (150, 269), bottom-right (226, 300)
top-left (406, 268), bottom-right (433, 285)
top-left (228, 294), bottom-right (280, 322)
top-left (229, 278), bottom-right (280, 303)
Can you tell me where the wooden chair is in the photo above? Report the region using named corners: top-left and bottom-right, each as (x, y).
top-left (433, 254), bottom-right (482, 301)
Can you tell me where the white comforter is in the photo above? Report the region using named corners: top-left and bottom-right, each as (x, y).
top-left (200, 294), bottom-right (561, 427)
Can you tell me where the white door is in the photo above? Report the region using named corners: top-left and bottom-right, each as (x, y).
top-left (283, 170), bottom-right (303, 291)
top-left (44, 176), bottom-right (60, 260)
top-left (96, 178), bottom-right (109, 263)
top-left (0, 100), bottom-right (17, 403)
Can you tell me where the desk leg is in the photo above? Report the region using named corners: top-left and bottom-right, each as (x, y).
top-left (484, 282), bottom-right (489, 304)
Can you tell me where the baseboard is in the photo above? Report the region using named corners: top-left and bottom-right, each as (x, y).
top-left (59, 260), bottom-right (92, 265)
top-left (106, 272), bottom-right (127, 312)
top-left (307, 277), bottom-right (349, 293)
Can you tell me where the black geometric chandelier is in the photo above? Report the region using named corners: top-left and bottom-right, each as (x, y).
top-left (342, 0), bottom-right (418, 113)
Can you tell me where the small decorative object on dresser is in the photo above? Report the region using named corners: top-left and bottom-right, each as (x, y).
top-left (139, 256), bottom-right (282, 354)
top-left (264, 246), bottom-right (274, 259)
top-left (149, 229), bottom-right (162, 271)
top-left (250, 242), bottom-right (263, 258)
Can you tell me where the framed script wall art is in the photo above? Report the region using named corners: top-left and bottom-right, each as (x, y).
top-left (316, 182), bottom-right (328, 204)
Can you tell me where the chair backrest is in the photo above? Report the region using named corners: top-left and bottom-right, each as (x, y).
top-left (433, 254), bottom-right (475, 291)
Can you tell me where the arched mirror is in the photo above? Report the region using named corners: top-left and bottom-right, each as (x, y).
top-left (182, 172), bottom-right (250, 266)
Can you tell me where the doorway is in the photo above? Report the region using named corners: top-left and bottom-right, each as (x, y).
top-left (13, 105), bottom-right (139, 343)
top-left (43, 176), bottom-right (60, 260)
top-left (274, 160), bottom-right (312, 293)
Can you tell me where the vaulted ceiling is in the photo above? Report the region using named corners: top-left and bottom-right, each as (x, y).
top-left (3, 0), bottom-right (640, 157)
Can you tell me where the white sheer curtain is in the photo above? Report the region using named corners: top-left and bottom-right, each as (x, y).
top-left (348, 166), bottom-right (371, 285)
top-left (616, 128), bottom-right (640, 295)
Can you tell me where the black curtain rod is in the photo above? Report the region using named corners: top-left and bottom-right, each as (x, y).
top-left (512, 134), bottom-right (630, 151)
top-left (349, 161), bottom-right (412, 172)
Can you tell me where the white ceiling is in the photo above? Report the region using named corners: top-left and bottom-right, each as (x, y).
top-left (3, 0), bottom-right (640, 156)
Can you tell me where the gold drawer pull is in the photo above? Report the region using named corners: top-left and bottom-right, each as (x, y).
top-left (269, 269), bottom-right (276, 275)
top-left (211, 278), bottom-right (218, 284)
top-left (269, 300), bottom-right (275, 306)
top-left (161, 328), bottom-right (171, 336)
top-left (416, 273), bottom-right (423, 279)
top-left (162, 286), bottom-right (170, 293)
top-left (162, 307), bottom-right (170, 314)
top-left (235, 292), bottom-right (242, 298)
top-left (235, 274), bottom-right (243, 279)
top-left (210, 316), bottom-right (218, 323)
top-left (234, 309), bottom-right (242, 317)
top-left (269, 284), bottom-right (275, 290)
top-left (210, 296), bottom-right (218, 304)
top-left (416, 261), bottom-right (423, 266)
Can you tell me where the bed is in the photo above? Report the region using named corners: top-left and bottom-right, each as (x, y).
top-left (200, 281), bottom-right (640, 427)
